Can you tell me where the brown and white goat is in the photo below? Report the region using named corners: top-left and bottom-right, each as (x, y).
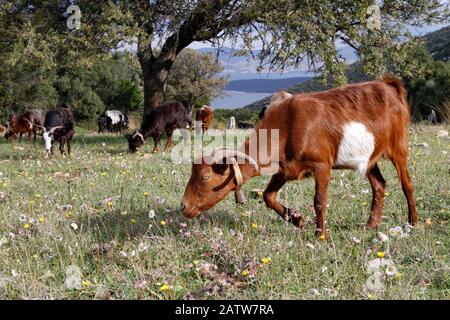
top-left (5, 111), bottom-right (43, 142)
top-left (195, 105), bottom-right (213, 135)
top-left (181, 77), bottom-right (418, 238)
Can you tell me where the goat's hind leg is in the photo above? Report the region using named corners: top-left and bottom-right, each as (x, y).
top-left (366, 163), bottom-right (387, 229)
top-left (263, 173), bottom-right (304, 228)
top-left (391, 156), bottom-right (418, 226)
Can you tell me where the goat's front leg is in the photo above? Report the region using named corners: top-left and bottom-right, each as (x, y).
top-left (313, 164), bottom-right (331, 239)
top-left (163, 131), bottom-right (174, 151)
top-left (263, 173), bottom-right (304, 228)
top-left (59, 138), bottom-right (66, 156)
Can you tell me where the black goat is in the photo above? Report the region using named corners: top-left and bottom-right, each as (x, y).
top-left (128, 102), bottom-right (192, 153)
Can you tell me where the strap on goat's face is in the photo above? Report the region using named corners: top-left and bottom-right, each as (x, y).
top-left (208, 148), bottom-right (259, 189)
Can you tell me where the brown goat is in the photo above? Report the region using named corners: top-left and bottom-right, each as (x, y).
top-left (181, 77), bottom-right (418, 239)
top-left (195, 105), bottom-right (213, 134)
top-left (5, 111), bottom-right (43, 142)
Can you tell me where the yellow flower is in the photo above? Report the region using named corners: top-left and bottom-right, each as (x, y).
top-left (160, 220), bottom-right (166, 226)
top-left (35, 193), bottom-right (41, 199)
top-left (143, 192), bottom-right (149, 197)
top-left (384, 192), bottom-right (389, 196)
top-left (377, 251), bottom-right (385, 258)
top-left (395, 272), bottom-right (403, 279)
top-left (159, 284), bottom-right (170, 292)
top-left (65, 211), bottom-right (73, 218)
top-left (130, 218), bottom-right (136, 224)
top-left (362, 202), bottom-right (369, 207)
top-left (82, 280), bottom-right (92, 288)
top-left (261, 257), bottom-right (271, 265)
top-left (107, 201), bottom-right (113, 208)
top-left (241, 270), bottom-right (249, 277)
top-left (193, 260), bottom-right (199, 266)
top-left (319, 235), bottom-right (326, 241)
top-left (23, 223), bottom-right (31, 229)
top-left (251, 223), bottom-right (258, 229)
top-left (38, 217), bottom-right (45, 223)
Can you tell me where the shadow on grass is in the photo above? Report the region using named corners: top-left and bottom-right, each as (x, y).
top-left (81, 204), bottom-right (242, 244)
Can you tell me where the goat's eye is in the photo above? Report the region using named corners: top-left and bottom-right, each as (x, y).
top-left (202, 174), bottom-right (211, 181)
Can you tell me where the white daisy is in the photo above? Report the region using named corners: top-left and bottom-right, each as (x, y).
top-left (148, 209), bottom-right (155, 219)
top-left (70, 222), bottom-right (78, 230)
top-left (385, 265), bottom-right (397, 277)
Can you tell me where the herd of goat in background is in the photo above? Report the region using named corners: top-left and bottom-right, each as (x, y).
top-left (0, 101), bottom-right (245, 155)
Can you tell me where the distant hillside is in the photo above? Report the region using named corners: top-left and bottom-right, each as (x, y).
top-left (423, 25), bottom-right (450, 61)
top-left (225, 77), bottom-right (311, 93)
top-left (242, 25), bottom-right (450, 112)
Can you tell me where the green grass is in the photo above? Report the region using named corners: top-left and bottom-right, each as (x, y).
top-left (0, 124), bottom-right (448, 300)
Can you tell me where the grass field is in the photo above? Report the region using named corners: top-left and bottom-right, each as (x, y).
top-left (0, 124), bottom-right (448, 300)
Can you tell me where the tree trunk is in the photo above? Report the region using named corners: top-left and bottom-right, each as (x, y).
top-left (140, 53), bottom-right (176, 115)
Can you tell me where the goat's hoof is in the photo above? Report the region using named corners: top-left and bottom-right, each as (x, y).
top-left (287, 208), bottom-right (304, 228)
top-left (315, 230), bottom-right (329, 240)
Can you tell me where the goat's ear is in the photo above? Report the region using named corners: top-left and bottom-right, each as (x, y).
top-left (212, 163), bottom-right (229, 175)
top-left (212, 157), bottom-right (230, 175)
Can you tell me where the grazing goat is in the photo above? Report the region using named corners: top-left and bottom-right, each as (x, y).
top-left (128, 101), bottom-right (192, 153)
top-left (40, 105), bottom-right (75, 156)
top-left (4, 111), bottom-right (43, 142)
top-left (427, 110), bottom-right (438, 124)
top-left (226, 117), bottom-right (236, 130)
top-left (195, 105), bottom-right (213, 135)
top-left (98, 110), bottom-right (129, 134)
top-left (181, 77), bottom-right (418, 239)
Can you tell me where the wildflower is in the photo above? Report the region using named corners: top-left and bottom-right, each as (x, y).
top-left (130, 218), bottom-right (136, 224)
top-left (160, 284), bottom-right (170, 292)
top-left (143, 192), bottom-right (149, 197)
top-left (324, 288), bottom-right (339, 298)
top-left (82, 280), bottom-right (92, 288)
top-left (362, 201), bottom-right (369, 206)
top-left (395, 272), bottom-right (403, 279)
top-left (23, 223), bottom-right (31, 229)
top-left (319, 235), bottom-right (326, 241)
top-left (35, 193), bottom-right (41, 199)
top-left (38, 217), bottom-right (45, 223)
top-left (385, 265), bottom-right (397, 277)
top-left (160, 220), bottom-right (166, 226)
top-left (310, 288), bottom-right (320, 296)
top-left (19, 215), bottom-right (27, 222)
top-left (148, 209), bottom-right (155, 219)
top-left (306, 243), bottom-right (315, 250)
top-left (107, 201), bottom-right (113, 208)
top-left (251, 223), bottom-right (258, 229)
top-left (261, 257), bottom-right (271, 265)
top-left (137, 242), bottom-right (148, 252)
top-left (377, 251), bottom-right (385, 258)
top-left (425, 218), bottom-right (432, 225)
top-left (376, 232), bottom-right (389, 242)
top-left (389, 226), bottom-right (405, 238)
top-left (65, 211), bottom-right (73, 218)
top-left (241, 270), bottom-right (249, 277)
top-left (70, 222), bottom-right (78, 230)
top-left (384, 192), bottom-right (390, 196)
top-left (321, 266), bottom-right (328, 273)
top-left (350, 236), bottom-right (361, 244)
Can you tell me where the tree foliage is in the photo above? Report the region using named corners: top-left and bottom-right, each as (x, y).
top-left (166, 48), bottom-right (227, 111)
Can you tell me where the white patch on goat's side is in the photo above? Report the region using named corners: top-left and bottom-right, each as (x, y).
top-left (43, 132), bottom-right (53, 151)
top-left (105, 110), bottom-right (123, 125)
top-left (335, 122), bottom-right (375, 174)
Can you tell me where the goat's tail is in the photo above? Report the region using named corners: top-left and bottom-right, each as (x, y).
top-left (382, 76), bottom-right (410, 123)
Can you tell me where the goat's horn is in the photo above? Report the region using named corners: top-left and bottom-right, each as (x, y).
top-left (132, 131), bottom-right (145, 143)
top-left (49, 126), bottom-right (64, 133)
top-left (211, 148), bottom-right (259, 170)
